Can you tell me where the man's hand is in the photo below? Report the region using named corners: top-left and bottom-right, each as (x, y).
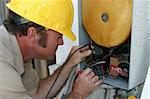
top-left (66, 45), bottom-right (93, 67)
top-left (68, 68), bottom-right (103, 99)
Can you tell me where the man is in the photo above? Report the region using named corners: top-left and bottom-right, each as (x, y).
top-left (0, 0), bottom-right (102, 99)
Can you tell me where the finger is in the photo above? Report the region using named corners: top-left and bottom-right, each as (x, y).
top-left (80, 45), bottom-right (94, 52)
top-left (69, 46), bottom-right (83, 57)
top-left (71, 46), bottom-right (82, 53)
top-left (88, 72), bottom-right (95, 79)
top-left (71, 45), bottom-right (89, 54)
top-left (81, 68), bottom-right (92, 76)
top-left (94, 80), bottom-right (103, 86)
top-left (91, 76), bottom-right (99, 83)
top-left (80, 50), bottom-right (92, 58)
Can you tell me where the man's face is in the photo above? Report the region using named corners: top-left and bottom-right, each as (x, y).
top-left (35, 29), bottom-right (64, 60)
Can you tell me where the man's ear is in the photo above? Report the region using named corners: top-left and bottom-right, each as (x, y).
top-left (27, 27), bottom-right (39, 44)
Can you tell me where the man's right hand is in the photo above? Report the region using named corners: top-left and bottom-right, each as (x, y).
top-left (68, 68), bottom-right (103, 99)
top-left (66, 45), bottom-right (93, 68)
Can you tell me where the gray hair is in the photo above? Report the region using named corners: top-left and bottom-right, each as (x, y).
top-left (4, 10), bottom-right (48, 47)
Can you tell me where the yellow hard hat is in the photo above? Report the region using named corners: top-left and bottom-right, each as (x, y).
top-left (128, 96), bottom-right (136, 99)
top-left (6, 0), bottom-right (76, 41)
top-left (82, 0), bottom-right (132, 48)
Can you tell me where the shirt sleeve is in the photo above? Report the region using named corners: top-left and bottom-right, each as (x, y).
top-left (0, 61), bottom-right (32, 99)
top-left (22, 62), bottom-right (40, 91)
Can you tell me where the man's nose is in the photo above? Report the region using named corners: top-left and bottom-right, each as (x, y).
top-left (58, 37), bottom-right (64, 45)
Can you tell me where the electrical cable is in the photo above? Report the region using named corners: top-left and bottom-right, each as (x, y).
top-left (45, 44), bottom-right (91, 99)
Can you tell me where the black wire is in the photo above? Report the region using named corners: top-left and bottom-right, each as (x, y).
top-left (45, 44), bottom-right (90, 99)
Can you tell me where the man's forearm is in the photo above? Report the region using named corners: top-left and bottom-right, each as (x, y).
top-left (33, 62), bottom-right (74, 99)
top-left (67, 91), bottom-right (86, 99)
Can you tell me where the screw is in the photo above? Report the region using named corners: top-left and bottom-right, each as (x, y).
top-left (101, 13), bottom-right (109, 22)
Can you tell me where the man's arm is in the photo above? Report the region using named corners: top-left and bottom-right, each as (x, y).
top-left (33, 61), bottom-right (75, 99)
top-left (32, 46), bottom-right (94, 99)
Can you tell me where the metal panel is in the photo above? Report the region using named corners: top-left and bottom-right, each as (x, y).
top-left (129, 0), bottom-right (150, 89)
top-left (0, 0), bottom-right (8, 25)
